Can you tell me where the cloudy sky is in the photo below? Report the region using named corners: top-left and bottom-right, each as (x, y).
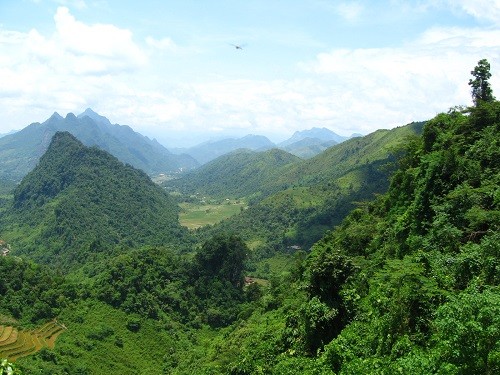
top-left (1, 0), bottom-right (499, 147)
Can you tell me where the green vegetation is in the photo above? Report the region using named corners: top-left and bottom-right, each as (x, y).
top-left (1, 358), bottom-right (22, 375)
top-left (179, 199), bottom-right (246, 229)
top-left (0, 132), bottom-right (190, 270)
top-left (469, 58), bottom-right (495, 105)
top-left (0, 60), bottom-right (498, 374)
top-left (167, 148), bottom-right (300, 200)
top-left (191, 121), bottom-right (424, 255)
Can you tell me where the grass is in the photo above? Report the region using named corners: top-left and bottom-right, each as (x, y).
top-left (179, 200), bottom-right (246, 229)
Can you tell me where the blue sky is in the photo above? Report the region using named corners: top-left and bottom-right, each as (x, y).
top-left (1, 0), bottom-right (499, 147)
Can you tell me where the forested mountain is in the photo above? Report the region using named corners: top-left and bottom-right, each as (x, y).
top-left (171, 134), bottom-right (275, 164)
top-left (0, 132), bottom-right (189, 269)
top-left (166, 148), bottom-right (300, 199)
top-left (186, 121), bottom-right (424, 251)
top-left (1, 61), bottom-right (498, 375)
top-left (0, 109), bottom-right (198, 183)
top-left (204, 98), bottom-right (500, 374)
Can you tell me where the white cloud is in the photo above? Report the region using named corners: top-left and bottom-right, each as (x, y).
top-left (0, 6), bottom-right (150, 130)
top-left (54, 7), bottom-right (147, 72)
top-left (450, 0), bottom-right (500, 22)
top-left (1, 4), bottom-right (499, 145)
top-left (299, 26), bottom-right (500, 133)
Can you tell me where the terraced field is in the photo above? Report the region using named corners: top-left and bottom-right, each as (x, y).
top-left (0, 320), bottom-right (66, 361)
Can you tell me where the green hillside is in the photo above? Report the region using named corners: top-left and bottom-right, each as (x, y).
top-left (196, 121), bottom-right (424, 252)
top-left (194, 99), bottom-right (500, 374)
top-left (0, 131), bottom-right (188, 269)
top-left (268, 121), bottom-right (425, 191)
top-left (1, 238), bottom-right (250, 374)
top-left (167, 148), bottom-right (300, 199)
top-left (0, 61), bottom-right (497, 375)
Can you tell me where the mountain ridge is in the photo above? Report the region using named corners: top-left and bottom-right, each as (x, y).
top-left (0, 110), bottom-right (198, 182)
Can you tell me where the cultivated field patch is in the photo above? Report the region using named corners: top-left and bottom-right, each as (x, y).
top-left (0, 320), bottom-right (66, 361)
top-left (179, 200), bottom-right (246, 229)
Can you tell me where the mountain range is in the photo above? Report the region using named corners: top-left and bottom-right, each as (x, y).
top-left (171, 127), bottom-right (359, 164)
top-left (0, 109), bottom-right (198, 183)
top-left (176, 121), bottom-right (425, 248)
top-left (170, 134), bottom-right (276, 165)
top-left (0, 109), bottom-right (358, 183)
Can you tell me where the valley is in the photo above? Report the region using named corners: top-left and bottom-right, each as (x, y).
top-left (0, 60), bottom-right (498, 375)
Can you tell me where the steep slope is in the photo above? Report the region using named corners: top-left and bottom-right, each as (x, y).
top-left (173, 134), bottom-right (275, 165)
top-left (0, 132), bottom-right (188, 269)
top-left (167, 148), bottom-right (300, 199)
top-left (0, 110), bottom-right (198, 182)
top-left (193, 102), bottom-right (500, 374)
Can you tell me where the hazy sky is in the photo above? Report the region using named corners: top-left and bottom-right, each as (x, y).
top-left (1, 0), bottom-right (499, 147)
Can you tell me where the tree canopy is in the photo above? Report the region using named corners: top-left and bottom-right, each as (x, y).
top-left (469, 58), bottom-right (495, 105)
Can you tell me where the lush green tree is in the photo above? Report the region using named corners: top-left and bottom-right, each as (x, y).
top-left (193, 234), bottom-right (247, 288)
top-left (0, 359), bottom-right (22, 375)
top-left (432, 288), bottom-right (500, 374)
top-left (469, 59), bottom-right (495, 105)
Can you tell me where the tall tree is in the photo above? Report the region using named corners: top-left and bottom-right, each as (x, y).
top-left (469, 59), bottom-right (495, 105)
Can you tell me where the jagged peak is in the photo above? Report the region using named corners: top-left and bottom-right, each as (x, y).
top-left (65, 112), bottom-right (77, 120)
top-left (79, 108), bottom-right (98, 117)
top-left (49, 112), bottom-right (63, 120)
top-left (77, 108), bottom-right (112, 126)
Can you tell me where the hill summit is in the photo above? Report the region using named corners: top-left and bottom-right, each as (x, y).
top-left (2, 131), bottom-right (188, 269)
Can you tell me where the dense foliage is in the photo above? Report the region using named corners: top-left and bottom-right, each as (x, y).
top-left (93, 235), bottom-right (248, 328)
top-left (0, 256), bottom-right (81, 325)
top-left (199, 98), bottom-right (500, 374)
top-left (1, 61), bottom-right (498, 375)
top-left (0, 132), bottom-right (189, 269)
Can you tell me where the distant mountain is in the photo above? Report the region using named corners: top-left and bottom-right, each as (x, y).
top-left (172, 134), bottom-right (275, 165)
top-left (77, 107), bottom-right (113, 125)
top-left (0, 132), bottom-right (188, 269)
top-left (0, 109), bottom-right (198, 182)
top-left (278, 127), bottom-right (349, 148)
top-left (281, 137), bottom-right (338, 158)
top-left (167, 148), bottom-right (300, 199)
top-left (0, 130), bottom-right (18, 138)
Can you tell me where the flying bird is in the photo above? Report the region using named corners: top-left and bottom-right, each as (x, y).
top-left (230, 43), bottom-right (245, 50)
